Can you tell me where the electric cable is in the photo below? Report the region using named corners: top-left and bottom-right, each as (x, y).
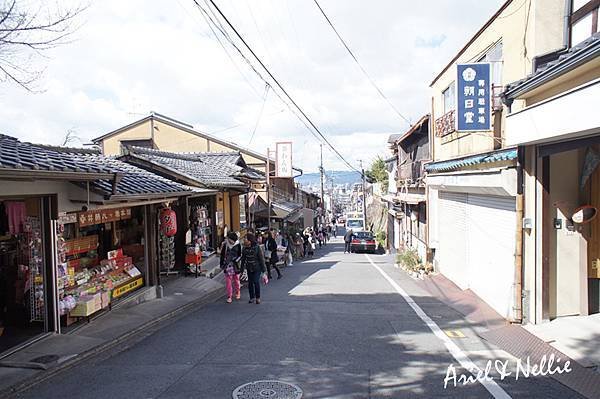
top-left (202, 0), bottom-right (361, 173)
top-left (312, 0), bottom-right (412, 128)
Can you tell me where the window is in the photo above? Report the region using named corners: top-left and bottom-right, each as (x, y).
top-left (442, 81), bottom-right (456, 114)
top-left (570, 0), bottom-right (599, 46)
top-left (477, 41), bottom-right (503, 109)
top-left (477, 41), bottom-right (503, 88)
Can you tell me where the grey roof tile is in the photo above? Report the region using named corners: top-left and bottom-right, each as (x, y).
top-left (0, 134), bottom-right (190, 197)
top-left (125, 146), bottom-right (262, 188)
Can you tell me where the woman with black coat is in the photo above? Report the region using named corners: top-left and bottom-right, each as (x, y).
top-left (241, 233), bottom-right (266, 304)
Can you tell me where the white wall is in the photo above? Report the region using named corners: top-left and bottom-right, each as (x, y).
top-left (506, 80), bottom-right (600, 146)
top-left (0, 180), bottom-right (103, 213)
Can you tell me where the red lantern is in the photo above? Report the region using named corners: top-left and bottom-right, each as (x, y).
top-left (159, 208), bottom-right (177, 237)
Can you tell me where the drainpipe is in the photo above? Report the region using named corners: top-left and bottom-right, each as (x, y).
top-left (563, 0), bottom-right (572, 48)
top-left (513, 146), bottom-right (525, 323)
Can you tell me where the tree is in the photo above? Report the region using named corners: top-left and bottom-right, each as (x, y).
top-left (366, 156), bottom-right (389, 193)
top-left (0, 0), bottom-right (85, 90)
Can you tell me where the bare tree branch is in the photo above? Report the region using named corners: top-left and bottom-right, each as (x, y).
top-left (0, 0), bottom-right (87, 91)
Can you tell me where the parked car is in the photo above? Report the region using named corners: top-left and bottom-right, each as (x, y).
top-left (350, 231), bottom-right (376, 253)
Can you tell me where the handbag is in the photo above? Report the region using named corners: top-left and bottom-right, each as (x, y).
top-left (261, 273), bottom-right (269, 285)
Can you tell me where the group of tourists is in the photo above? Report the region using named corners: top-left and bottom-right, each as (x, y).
top-left (218, 225), bottom-right (334, 304)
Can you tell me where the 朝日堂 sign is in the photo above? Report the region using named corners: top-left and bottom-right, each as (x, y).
top-left (276, 142), bottom-right (293, 178)
top-left (456, 63), bottom-right (491, 132)
top-left (78, 207), bottom-right (132, 227)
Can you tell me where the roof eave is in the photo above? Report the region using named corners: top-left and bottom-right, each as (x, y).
top-left (503, 41), bottom-right (600, 100)
top-left (0, 169), bottom-right (114, 181)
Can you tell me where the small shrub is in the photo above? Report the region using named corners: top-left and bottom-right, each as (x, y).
top-left (396, 248), bottom-right (422, 272)
top-left (375, 230), bottom-right (386, 244)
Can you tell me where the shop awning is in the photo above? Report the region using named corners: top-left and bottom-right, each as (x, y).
top-left (272, 201), bottom-right (303, 219)
top-left (424, 147), bottom-right (517, 174)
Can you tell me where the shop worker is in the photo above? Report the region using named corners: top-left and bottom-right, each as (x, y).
top-left (241, 233), bottom-right (266, 304)
top-left (220, 232), bottom-right (242, 303)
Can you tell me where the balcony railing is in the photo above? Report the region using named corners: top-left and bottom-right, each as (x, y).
top-left (435, 109), bottom-right (455, 137)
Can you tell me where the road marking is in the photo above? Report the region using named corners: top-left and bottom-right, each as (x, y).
top-left (444, 329), bottom-right (466, 338)
top-left (365, 254), bottom-right (511, 399)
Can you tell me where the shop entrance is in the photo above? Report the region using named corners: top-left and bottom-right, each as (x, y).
top-left (0, 197), bottom-right (51, 356)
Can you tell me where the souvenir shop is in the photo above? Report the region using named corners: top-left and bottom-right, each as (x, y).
top-left (55, 205), bottom-right (148, 327)
top-left (0, 196), bottom-right (55, 356)
top-left (184, 195), bottom-right (217, 275)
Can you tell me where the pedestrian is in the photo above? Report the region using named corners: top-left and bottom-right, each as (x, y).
top-left (295, 233), bottom-right (305, 259)
top-left (282, 233), bottom-right (293, 266)
top-left (333, 223), bottom-right (337, 238)
top-left (241, 233), bottom-right (266, 304)
top-left (307, 233), bottom-right (315, 257)
top-left (344, 228), bottom-right (354, 253)
top-left (317, 230), bottom-right (324, 248)
top-left (219, 231), bottom-right (241, 303)
top-left (302, 230), bottom-right (309, 256)
top-left (265, 231), bottom-right (282, 279)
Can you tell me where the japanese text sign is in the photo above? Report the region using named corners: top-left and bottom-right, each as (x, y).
top-left (78, 207), bottom-right (132, 227)
top-left (456, 63), bottom-right (491, 132)
top-left (276, 142), bottom-right (293, 178)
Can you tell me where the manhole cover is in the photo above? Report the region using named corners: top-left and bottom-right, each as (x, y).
top-left (232, 380), bottom-right (303, 399)
top-left (29, 355), bottom-right (59, 364)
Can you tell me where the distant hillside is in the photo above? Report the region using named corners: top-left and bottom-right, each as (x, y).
top-left (296, 171), bottom-right (362, 187)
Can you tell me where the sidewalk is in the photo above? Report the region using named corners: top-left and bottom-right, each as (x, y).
top-left (409, 269), bottom-right (600, 398)
top-left (0, 260), bottom-right (225, 398)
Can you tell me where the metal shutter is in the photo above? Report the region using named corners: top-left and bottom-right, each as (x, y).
top-left (438, 191), bottom-right (469, 289)
top-left (466, 194), bottom-right (516, 318)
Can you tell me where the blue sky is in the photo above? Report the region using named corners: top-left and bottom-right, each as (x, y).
top-left (0, 0), bottom-right (503, 172)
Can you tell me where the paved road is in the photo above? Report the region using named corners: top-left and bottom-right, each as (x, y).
top-left (19, 238), bottom-right (583, 398)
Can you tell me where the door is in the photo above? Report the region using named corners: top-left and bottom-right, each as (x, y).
top-left (438, 191), bottom-right (469, 289)
top-left (466, 194), bottom-right (516, 318)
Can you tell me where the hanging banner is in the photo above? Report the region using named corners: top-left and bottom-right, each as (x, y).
top-left (275, 142), bottom-right (293, 178)
top-left (78, 207), bottom-right (132, 227)
top-left (456, 63), bottom-right (491, 132)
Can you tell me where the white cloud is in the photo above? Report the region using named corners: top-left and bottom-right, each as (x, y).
top-left (0, 0), bottom-right (503, 172)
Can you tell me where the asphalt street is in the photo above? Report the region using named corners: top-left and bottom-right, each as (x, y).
top-left (18, 237), bottom-right (584, 398)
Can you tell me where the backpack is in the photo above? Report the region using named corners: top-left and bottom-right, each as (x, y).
top-left (243, 245), bottom-right (260, 272)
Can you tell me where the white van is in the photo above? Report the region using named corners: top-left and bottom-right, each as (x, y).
top-left (345, 217), bottom-right (365, 232)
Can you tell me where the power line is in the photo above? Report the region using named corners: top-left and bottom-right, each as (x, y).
top-left (249, 84), bottom-right (270, 145)
top-left (312, 0), bottom-right (412, 128)
top-left (196, 0), bottom-right (361, 173)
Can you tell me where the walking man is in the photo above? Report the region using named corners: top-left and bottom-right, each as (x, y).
top-left (344, 229), bottom-right (354, 253)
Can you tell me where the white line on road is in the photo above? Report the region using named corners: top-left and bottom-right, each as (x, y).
top-left (365, 254), bottom-right (511, 399)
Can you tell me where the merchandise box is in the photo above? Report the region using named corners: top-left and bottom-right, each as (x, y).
top-left (70, 294), bottom-right (102, 317)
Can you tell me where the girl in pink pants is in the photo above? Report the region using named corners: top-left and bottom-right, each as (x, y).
top-left (220, 232), bottom-right (242, 303)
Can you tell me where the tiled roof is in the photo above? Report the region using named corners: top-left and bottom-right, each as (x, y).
top-left (504, 33), bottom-right (600, 98)
top-left (124, 146), bottom-right (261, 188)
top-left (0, 134), bottom-right (191, 197)
top-left (0, 134), bottom-right (104, 173)
top-left (425, 147), bottom-right (517, 174)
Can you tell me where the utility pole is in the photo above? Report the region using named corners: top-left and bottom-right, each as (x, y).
top-left (266, 147), bottom-right (271, 231)
top-left (360, 159), bottom-right (368, 230)
top-left (319, 144), bottom-right (325, 227)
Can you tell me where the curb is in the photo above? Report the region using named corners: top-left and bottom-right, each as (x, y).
top-left (0, 286), bottom-right (225, 399)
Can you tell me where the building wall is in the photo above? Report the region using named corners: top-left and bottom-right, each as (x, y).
top-left (102, 120), bottom-right (152, 155)
top-left (152, 120), bottom-right (209, 152)
top-left (431, 0), bottom-right (565, 161)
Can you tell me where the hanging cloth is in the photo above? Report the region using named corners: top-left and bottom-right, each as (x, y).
top-left (5, 201), bottom-right (26, 235)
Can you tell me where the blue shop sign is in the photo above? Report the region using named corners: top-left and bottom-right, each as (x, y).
top-left (456, 63), bottom-right (491, 132)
